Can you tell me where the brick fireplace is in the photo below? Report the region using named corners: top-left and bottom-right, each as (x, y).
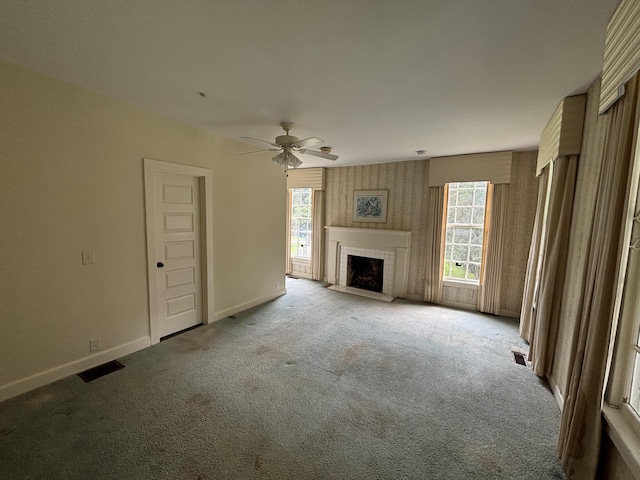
top-left (325, 227), bottom-right (411, 298)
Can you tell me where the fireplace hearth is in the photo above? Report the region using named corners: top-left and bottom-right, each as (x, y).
top-left (347, 255), bottom-right (384, 293)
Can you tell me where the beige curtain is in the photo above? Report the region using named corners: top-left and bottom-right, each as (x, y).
top-left (285, 189), bottom-right (292, 275)
top-left (558, 74), bottom-right (640, 480)
top-left (478, 183), bottom-right (509, 314)
top-left (528, 155), bottom-right (578, 376)
top-left (519, 166), bottom-right (552, 342)
top-left (311, 190), bottom-right (324, 281)
top-left (424, 185), bottom-right (446, 303)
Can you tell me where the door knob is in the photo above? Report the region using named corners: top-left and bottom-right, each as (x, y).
top-left (157, 262), bottom-right (164, 268)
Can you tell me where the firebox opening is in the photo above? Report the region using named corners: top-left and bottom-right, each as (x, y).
top-left (347, 255), bottom-right (384, 293)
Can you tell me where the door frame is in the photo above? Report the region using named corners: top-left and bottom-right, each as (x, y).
top-left (143, 158), bottom-right (214, 344)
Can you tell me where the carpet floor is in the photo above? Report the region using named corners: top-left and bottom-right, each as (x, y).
top-left (0, 278), bottom-right (566, 479)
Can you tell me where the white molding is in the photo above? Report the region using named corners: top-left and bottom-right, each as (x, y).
top-left (440, 299), bottom-right (477, 311)
top-left (213, 290), bottom-right (287, 322)
top-left (403, 293), bottom-right (423, 302)
top-left (547, 374), bottom-right (565, 412)
top-left (143, 158), bottom-right (214, 345)
top-left (325, 226), bottom-right (411, 298)
top-left (0, 337), bottom-right (151, 402)
top-left (442, 279), bottom-right (479, 290)
top-left (603, 405), bottom-right (640, 479)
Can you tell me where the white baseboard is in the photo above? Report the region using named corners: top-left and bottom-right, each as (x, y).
top-left (0, 336), bottom-right (151, 402)
top-left (547, 374), bottom-right (564, 411)
top-left (213, 289), bottom-right (287, 321)
top-left (440, 299), bottom-right (477, 311)
top-left (403, 293), bottom-right (424, 301)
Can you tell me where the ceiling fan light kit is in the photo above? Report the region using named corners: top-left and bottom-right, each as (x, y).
top-left (240, 122), bottom-right (338, 169)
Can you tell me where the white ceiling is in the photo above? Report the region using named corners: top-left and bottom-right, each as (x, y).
top-left (0, 0), bottom-right (620, 167)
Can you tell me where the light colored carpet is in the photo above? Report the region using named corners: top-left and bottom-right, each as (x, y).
top-left (0, 278), bottom-right (566, 479)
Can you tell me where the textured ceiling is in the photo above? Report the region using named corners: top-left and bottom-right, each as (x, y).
top-left (0, 0), bottom-right (620, 167)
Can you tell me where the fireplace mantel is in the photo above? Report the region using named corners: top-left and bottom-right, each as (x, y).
top-left (325, 226), bottom-right (411, 298)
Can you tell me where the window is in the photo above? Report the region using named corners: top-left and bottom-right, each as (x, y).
top-left (443, 181), bottom-right (488, 283)
top-left (290, 188), bottom-right (313, 258)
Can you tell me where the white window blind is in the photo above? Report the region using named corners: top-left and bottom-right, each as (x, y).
top-left (428, 151), bottom-right (512, 187)
top-left (287, 167), bottom-right (325, 190)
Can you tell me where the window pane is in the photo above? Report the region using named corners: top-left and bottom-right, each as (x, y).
top-left (471, 228), bottom-right (484, 245)
top-left (442, 181), bottom-right (488, 283)
top-left (630, 352), bottom-right (640, 415)
top-left (474, 188), bottom-right (486, 205)
top-left (469, 246), bottom-right (482, 263)
top-left (452, 244), bottom-right (468, 262)
top-left (448, 189), bottom-right (457, 205)
top-left (453, 227), bottom-right (470, 244)
top-left (446, 228), bottom-right (453, 243)
top-left (447, 207), bottom-right (455, 223)
top-left (451, 262), bottom-right (466, 279)
top-left (455, 207), bottom-right (472, 224)
top-left (457, 189), bottom-right (473, 206)
top-left (472, 207), bottom-right (485, 224)
top-left (290, 188), bottom-right (313, 258)
top-left (468, 263), bottom-right (481, 280)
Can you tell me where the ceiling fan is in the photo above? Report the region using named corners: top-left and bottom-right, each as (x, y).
top-left (240, 122), bottom-right (338, 168)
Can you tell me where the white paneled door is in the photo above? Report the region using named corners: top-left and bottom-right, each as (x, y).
top-left (152, 172), bottom-right (202, 338)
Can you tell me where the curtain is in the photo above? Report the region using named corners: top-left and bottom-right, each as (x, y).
top-left (558, 74), bottom-right (640, 480)
top-left (311, 190), bottom-right (324, 281)
top-left (528, 155), bottom-right (578, 376)
top-left (478, 183), bottom-right (509, 314)
top-left (285, 189), bottom-right (292, 275)
top-left (519, 166), bottom-right (552, 342)
top-left (424, 185), bottom-right (446, 303)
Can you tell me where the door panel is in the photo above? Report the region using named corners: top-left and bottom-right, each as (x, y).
top-left (154, 172), bottom-right (202, 338)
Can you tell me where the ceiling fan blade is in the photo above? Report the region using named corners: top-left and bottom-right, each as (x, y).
top-left (239, 148), bottom-right (280, 156)
top-left (240, 136), bottom-right (280, 148)
top-left (298, 149), bottom-right (338, 161)
top-left (293, 137), bottom-right (323, 148)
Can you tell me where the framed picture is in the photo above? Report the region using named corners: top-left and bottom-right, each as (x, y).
top-left (353, 190), bottom-right (388, 223)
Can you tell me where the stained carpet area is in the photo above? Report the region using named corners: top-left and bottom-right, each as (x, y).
top-left (0, 278), bottom-right (566, 479)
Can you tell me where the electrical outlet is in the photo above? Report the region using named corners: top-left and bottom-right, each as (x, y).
top-left (276, 282), bottom-right (281, 290)
top-left (82, 250), bottom-right (96, 265)
top-left (90, 338), bottom-right (101, 352)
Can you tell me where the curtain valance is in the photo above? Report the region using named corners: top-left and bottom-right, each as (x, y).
top-left (428, 151), bottom-right (512, 186)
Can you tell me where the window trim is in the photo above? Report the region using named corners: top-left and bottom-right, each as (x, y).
top-left (442, 181), bottom-right (488, 284)
top-left (604, 118), bottom-right (640, 476)
top-left (290, 187), bottom-right (313, 260)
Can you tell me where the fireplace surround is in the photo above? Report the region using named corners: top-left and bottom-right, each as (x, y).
top-left (325, 227), bottom-right (411, 298)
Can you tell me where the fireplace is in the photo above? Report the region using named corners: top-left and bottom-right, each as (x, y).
top-left (347, 255), bottom-right (384, 293)
top-left (325, 227), bottom-right (412, 298)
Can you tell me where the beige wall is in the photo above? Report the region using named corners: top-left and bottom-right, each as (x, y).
top-left (500, 151), bottom-right (539, 316)
top-left (324, 160), bottom-right (430, 297)
top-left (0, 60), bottom-right (286, 396)
top-left (323, 154), bottom-right (538, 312)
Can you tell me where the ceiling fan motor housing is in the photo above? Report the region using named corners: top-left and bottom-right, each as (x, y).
top-left (275, 134), bottom-right (299, 146)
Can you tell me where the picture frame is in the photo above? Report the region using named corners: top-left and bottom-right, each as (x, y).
top-left (353, 190), bottom-right (388, 223)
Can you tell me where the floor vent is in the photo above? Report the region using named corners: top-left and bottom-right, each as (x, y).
top-left (78, 360), bottom-right (125, 383)
top-left (513, 352), bottom-right (527, 366)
